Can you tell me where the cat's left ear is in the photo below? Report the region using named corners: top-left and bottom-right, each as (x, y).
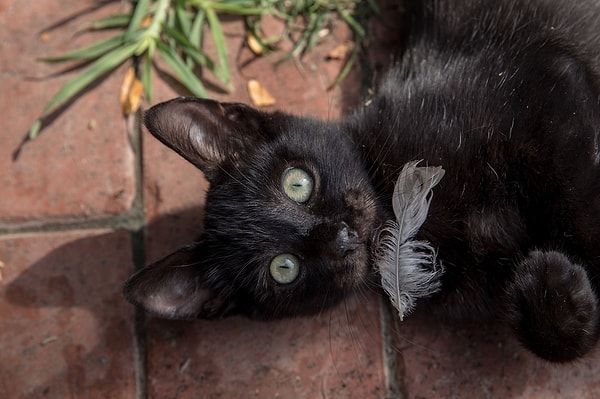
top-left (144, 97), bottom-right (270, 178)
top-left (123, 243), bottom-right (236, 320)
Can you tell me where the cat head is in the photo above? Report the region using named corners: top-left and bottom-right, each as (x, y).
top-left (123, 97), bottom-right (383, 320)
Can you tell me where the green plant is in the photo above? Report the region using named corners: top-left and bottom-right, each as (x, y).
top-left (28, 0), bottom-right (377, 140)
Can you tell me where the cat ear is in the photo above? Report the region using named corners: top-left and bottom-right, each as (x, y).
top-left (123, 243), bottom-right (234, 320)
top-left (144, 97), bottom-right (268, 177)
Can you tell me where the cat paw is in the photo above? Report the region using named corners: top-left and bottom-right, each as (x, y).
top-left (505, 250), bottom-right (600, 362)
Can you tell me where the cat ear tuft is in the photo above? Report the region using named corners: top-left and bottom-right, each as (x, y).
top-left (123, 244), bottom-right (234, 320)
top-left (144, 97), bottom-right (266, 178)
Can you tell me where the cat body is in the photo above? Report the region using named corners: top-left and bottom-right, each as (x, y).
top-left (125, 0), bottom-right (600, 362)
top-left (355, 0), bottom-right (600, 328)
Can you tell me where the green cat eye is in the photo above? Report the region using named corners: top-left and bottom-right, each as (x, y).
top-left (281, 167), bottom-right (314, 203)
top-left (269, 254), bottom-right (300, 284)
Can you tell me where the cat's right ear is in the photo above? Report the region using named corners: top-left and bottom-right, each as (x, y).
top-left (144, 97), bottom-right (269, 178)
top-left (123, 243), bottom-right (235, 320)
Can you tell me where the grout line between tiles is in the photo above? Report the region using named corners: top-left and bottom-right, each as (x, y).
top-left (131, 227), bottom-right (148, 399)
top-left (133, 306), bottom-right (148, 399)
top-left (0, 115), bottom-right (146, 236)
top-left (128, 108), bottom-right (149, 399)
top-left (380, 296), bottom-right (404, 399)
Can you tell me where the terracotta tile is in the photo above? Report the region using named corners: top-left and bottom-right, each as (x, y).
top-left (390, 312), bottom-right (600, 398)
top-left (145, 293), bottom-right (386, 399)
top-left (0, 230), bottom-right (136, 398)
top-left (0, 0), bottom-right (135, 225)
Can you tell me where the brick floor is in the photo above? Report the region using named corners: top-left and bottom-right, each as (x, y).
top-left (0, 231), bottom-right (136, 398)
top-left (392, 314), bottom-right (600, 399)
top-left (0, 0), bottom-right (135, 224)
top-left (2, 0), bottom-right (600, 398)
top-left (145, 294), bottom-right (385, 399)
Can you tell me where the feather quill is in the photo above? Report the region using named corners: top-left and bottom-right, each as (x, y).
top-left (375, 160), bottom-right (445, 320)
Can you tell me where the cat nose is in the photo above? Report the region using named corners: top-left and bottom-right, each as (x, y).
top-left (333, 222), bottom-right (360, 257)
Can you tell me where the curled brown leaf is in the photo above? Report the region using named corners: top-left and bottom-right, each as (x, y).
top-left (120, 67), bottom-right (144, 116)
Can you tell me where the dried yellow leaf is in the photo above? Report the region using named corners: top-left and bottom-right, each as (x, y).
top-left (40, 32), bottom-right (51, 42)
top-left (246, 31), bottom-right (264, 55)
top-left (141, 15), bottom-right (152, 28)
top-left (326, 42), bottom-right (353, 60)
top-left (120, 67), bottom-right (144, 116)
top-left (247, 79), bottom-right (275, 107)
top-left (120, 67), bottom-right (135, 102)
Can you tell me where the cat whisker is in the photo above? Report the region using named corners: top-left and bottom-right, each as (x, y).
top-left (215, 157), bottom-right (264, 199)
top-left (231, 257), bottom-right (261, 290)
top-left (326, 305), bottom-right (343, 381)
top-left (342, 295), bottom-right (370, 359)
top-left (170, 260), bottom-right (203, 268)
top-left (216, 162), bottom-right (245, 187)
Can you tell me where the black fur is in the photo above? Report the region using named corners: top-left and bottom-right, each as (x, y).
top-left (124, 0), bottom-right (600, 362)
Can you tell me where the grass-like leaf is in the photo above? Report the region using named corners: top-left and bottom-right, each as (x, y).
top-left (161, 22), bottom-right (226, 84)
top-left (189, 7), bottom-right (205, 49)
top-left (27, 0), bottom-right (375, 142)
top-left (338, 7), bottom-right (365, 38)
top-left (40, 42), bottom-right (139, 118)
top-left (208, 2), bottom-right (263, 15)
top-left (204, 6), bottom-right (230, 87)
top-left (279, 12), bottom-right (320, 62)
top-left (28, 119), bottom-right (42, 140)
top-left (175, 1), bottom-right (192, 34)
top-left (141, 45), bottom-right (155, 102)
top-left (38, 34), bottom-right (125, 63)
top-left (304, 13), bottom-right (328, 55)
top-left (88, 13), bottom-right (132, 30)
top-left (364, 0), bottom-right (381, 14)
top-left (125, 0), bottom-right (151, 40)
top-left (156, 40), bottom-right (208, 97)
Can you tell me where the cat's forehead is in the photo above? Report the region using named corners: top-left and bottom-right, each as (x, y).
top-left (205, 116), bottom-right (375, 230)
top-left (272, 124), bottom-right (359, 168)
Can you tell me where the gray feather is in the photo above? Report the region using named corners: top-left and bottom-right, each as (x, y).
top-left (375, 160), bottom-right (445, 320)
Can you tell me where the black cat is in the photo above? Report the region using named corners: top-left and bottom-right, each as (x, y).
top-left (124, 0), bottom-right (600, 363)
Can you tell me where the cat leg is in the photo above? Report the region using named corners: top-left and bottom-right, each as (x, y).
top-left (504, 250), bottom-right (600, 362)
